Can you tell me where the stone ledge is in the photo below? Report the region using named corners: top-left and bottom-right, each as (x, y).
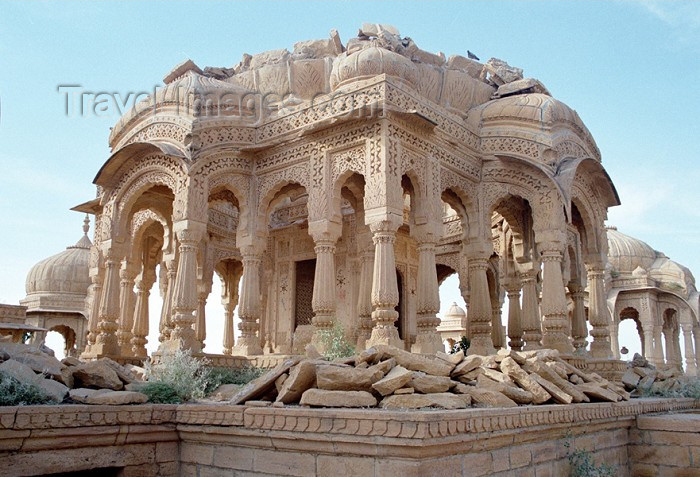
top-left (637, 411), bottom-right (700, 432)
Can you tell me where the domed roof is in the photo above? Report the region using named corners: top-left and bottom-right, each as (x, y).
top-left (445, 302), bottom-right (466, 318)
top-left (25, 217), bottom-right (92, 297)
top-left (467, 93), bottom-right (586, 129)
top-left (330, 46), bottom-right (418, 90)
top-left (606, 227), bottom-right (658, 274)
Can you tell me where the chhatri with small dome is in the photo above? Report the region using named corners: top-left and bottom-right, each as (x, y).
top-left (3, 23), bottom-right (699, 378)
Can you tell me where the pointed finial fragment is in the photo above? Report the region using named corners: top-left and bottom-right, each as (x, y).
top-left (83, 214), bottom-right (90, 235)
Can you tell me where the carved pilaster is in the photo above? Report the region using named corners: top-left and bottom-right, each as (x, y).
top-left (586, 264), bottom-right (612, 358)
top-left (87, 248), bottom-right (123, 358)
top-left (505, 283), bottom-right (523, 351)
top-left (466, 245), bottom-right (495, 355)
top-left (520, 270), bottom-right (542, 350)
top-left (117, 263), bottom-right (137, 356)
top-left (356, 248), bottom-right (374, 349)
top-left (540, 244), bottom-right (574, 354)
top-left (233, 250), bottom-right (263, 356)
top-left (569, 284), bottom-right (588, 352)
top-left (681, 325), bottom-right (697, 376)
top-left (367, 219), bottom-right (403, 349)
top-left (130, 272), bottom-right (155, 359)
top-left (412, 240), bottom-right (443, 354)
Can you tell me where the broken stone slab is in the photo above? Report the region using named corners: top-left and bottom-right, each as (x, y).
top-left (630, 353), bottom-right (649, 368)
top-left (72, 361), bottom-right (124, 390)
top-left (276, 360), bottom-right (317, 404)
top-left (497, 348), bottom-right (527, 365)
top-left (378, 346), bottom-right (452, 376)
top-left (0, 359), bottom-right (40, 384)
top-left (372, 365), bottom-right (413, 396)
top-left (476, 375), bottom-right (533, 404)
top-left (33, 377), bottom-right (68, 402)
top-left (380, 392), bottom-right (469, 410)
top-left (101, 358), bottom-right (139, 384)
top-left (329, 29), bottom-right (344, 54)
top-left (451, 355), bottom-right (482, 377)
top-left (479, 355), bottom-right (501, 369)
top-left (316, 364), bottom-right (383, 392)
top-left (245, 400), bottom-right (272, 407)
top-left (622, 369), bottom-right (641, 390)
top-left (492, 78), bottom-right (550, 99)
top-left (530, 373), bottom-right (572, 404)
top-left (500, 357), bottom-right (551, 404)
top-left (356, 347), bottom-right (380, 366)
top-left (446, 55), bottom-right (483, 79)
top-left (484, 58), bottom-right (524, 85)
top-left (410, 372), bottom-right (454, 394)
top-left (637, 374), bottom-right (656, 390)
top-left (576, 383), bottom-right (621, 402)
top-left (69, 388), bottom-right (111, 404)
top-left (61, 356), bottom-right (82, 367)
top-left (435, 351), bottom-right (463, 367)
top-left (230, 357), bottom-right (302, 405)
top-left (85, 390), bottom-right (149, 405)
top-left (394, 387), bottom-right (414, 395)
top-left (6, 348), bottom-right (65, 380)
top-left (206, 383), bottom-right (242, 402)
top-left (633, 366), bottom-right (654, 377)
top-left (368, 357), bottom-right (396, 376)
top-left (555, 358), bottom-right (594, 383)
top-left (274, 373), bottom-right (288, 393)
top-left (545, 362), bottom-right (569, 380)
top-left (292, 38), bottom-right (337, 60)
top-left (529, 361), bottom-right (588, 403)
top-left (481, 367), bottom-right (515, 385)
top-left (300, 389), bottom-right (377, 408)
top-left (462, 387), bottom-right (518, 408)
top-left (359, 23), bottom-right (400, 38)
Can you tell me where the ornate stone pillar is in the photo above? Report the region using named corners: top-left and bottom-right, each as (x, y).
top-left (89, 247), bottom-right (123, 358)
top-left (309, 221), bottom-right (342, 349)
top-left (569, 284), bottom-right (588, 352)
top-left (586, 263), bottom-right (613, 358)
top-left (491, 299), bottom-right (504, 349)
top-left (130, 271), bottom-right (155, 359)
top-left (117, 262), bottom-right (137, 356)
top-left (83, 273), bottom-right (103, 354)
top-left (458, 254), bottom-right (471, 339)
top-left (196, 290), bottom-right (208, 351)
top-left (222, 297), bottom-right (236, 355)
top-left (681, 324), bottom-right (697, 376)
top-left (412, 239), bottom-right (443, 354)
top-left (505, 282), bottom-right (523, 351)
top-left (643, 328), bottom-right (655, 361)
top-left (158, 259), bottom-right (176, 343)
top-left (465, 243), bottom-right (495, 356)
top-left (366, 219), bottom-right (403, 349)
top-left (355, 248), bottom-right (374, 349)
top-left (539, 242), bottom-right (574, 354)
top-left (652, 325), bottom-right (665, 366)
top-left (233, 249), bottom-right (263, 356)
top-left (163, 227), bottom-right (202, 353)
top-left (520, 269), bottom-right (542, 350)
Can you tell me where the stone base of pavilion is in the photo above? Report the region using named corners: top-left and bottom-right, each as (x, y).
top-left (2, 398), bottom-right (697, 476)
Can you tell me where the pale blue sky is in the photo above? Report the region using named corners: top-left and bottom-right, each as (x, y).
top-left (1, 1), bottom-right (698, 356)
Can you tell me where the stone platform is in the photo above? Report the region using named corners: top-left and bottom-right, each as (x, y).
top-left (1, 398), bottom-right (697, 476)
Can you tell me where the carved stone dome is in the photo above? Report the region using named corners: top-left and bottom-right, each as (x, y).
top-left (25, 219), bottom-right (92, 297)
top-left (330, 46), bottom-right (418, 90)
top-left (606, 227), bottom-right (658, 274)
top-left (445, 302), bottom-right (466, 319)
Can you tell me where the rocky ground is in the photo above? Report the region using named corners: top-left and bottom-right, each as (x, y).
top-left (229, 345), bottom-right (631, 409)
top-left (0, 342), bottom-right (148, 405)
top-left (621, 353), bottom-right (694, 396)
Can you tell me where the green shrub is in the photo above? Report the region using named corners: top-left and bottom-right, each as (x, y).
top-left (145, 349), bottom-right (213, 402)
top-left (0, 371), bottom-right (54, 406)
top-left (564, 437), bottom-right (616, 477)
top-left (206, 366), bottom-right (264, 393)
top-left (140, 382), bottom-right (182, 404)
top-left (317, 322), bottom-right (355, 360)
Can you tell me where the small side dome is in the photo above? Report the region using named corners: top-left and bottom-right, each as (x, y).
top-left (606, 227), bottom-right (658, 274)
top-left (445, 302), bottom-right (466, 319)
top-left (330, 46), bottom-right (418, 90)
top-left (25, 217), bottom-right (92, 296)
top-left (632, 266), bottom-right (648, 277)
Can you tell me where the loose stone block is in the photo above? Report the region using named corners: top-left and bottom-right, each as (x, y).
top-left (316, 364), bottom-right (383, 392)
top-left (410, 371), bottom-right (454, 394)
top-left (372, 365), bottom-right (412, 396)
top-left (299, 389), bottom-right (377, 408)
top-left (380, 392), bottom-right (469, 410)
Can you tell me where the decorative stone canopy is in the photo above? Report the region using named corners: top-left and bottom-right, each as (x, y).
top-left (437, 302), bottom-right (467, 333)
top-left (23, 217), bottom-right (92, 304)
top-left (606, 226), bottom-right (659, 274)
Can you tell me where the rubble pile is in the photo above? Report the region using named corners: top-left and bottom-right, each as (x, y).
top-left (230, 345), bottom-right (630, 409)
top-left (0, 342), bottom-right (148, 404)
top-left (621, 353), bottom-right (691, 396)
